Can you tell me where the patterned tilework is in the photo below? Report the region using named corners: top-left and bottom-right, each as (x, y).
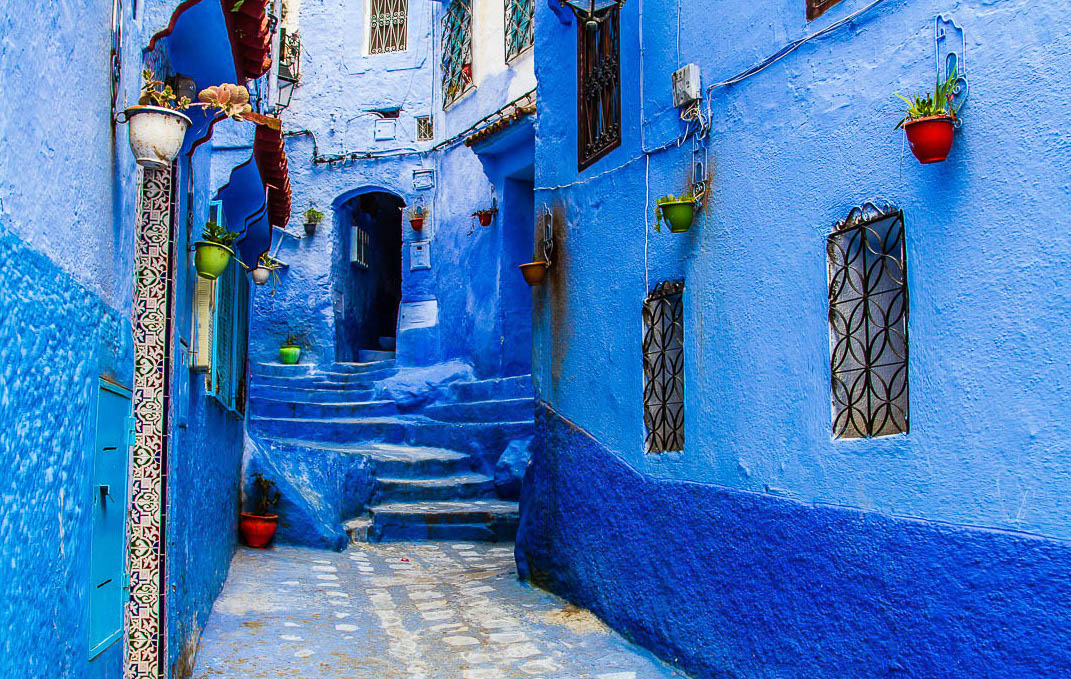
top-left (126, 167), bottom-right (173, 679)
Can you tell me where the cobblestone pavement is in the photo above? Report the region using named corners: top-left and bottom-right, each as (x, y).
top-left (191, 543), bottom-right (689, 679)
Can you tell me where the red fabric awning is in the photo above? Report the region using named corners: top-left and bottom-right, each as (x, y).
top-left (253, 124), bottom-right (292, 228)
top-left (222, 0), bottom-right (273, 81)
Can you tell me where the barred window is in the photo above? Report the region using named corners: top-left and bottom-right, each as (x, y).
top-left (577, 8), bottom-right (621, 170)
top-left (416, 116), bottom-right (434, 141)
top-left (441, 0), bottom-right (473, 107)
top-left (827, 205), bottom-right (909, 439)
top-left (278, 28), bottom-right (301, 82)
top-left (370, 0), bottom-right (408, 54)
top-left (208, 255), bottom-right (250, 416)
top-left (504, 0), bottom-right (534, 62)
top-left (643, 281), bottom-right (685, 453)
top-left (807, 0), bottom-right (844, 20)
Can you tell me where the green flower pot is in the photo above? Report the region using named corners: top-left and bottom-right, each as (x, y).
top-left (194, 241), bottom-right (234, 280)
top-left (279, 346), bottom-right (301, 365)
top-left (658, 200), bottom-right (697, 233)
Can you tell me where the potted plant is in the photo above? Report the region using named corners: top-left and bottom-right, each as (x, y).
top-left (473, 208), bottom-right (497, 227)
top-left (279, 333), bottom-right (302, 365)
top-left (896, 67), bottom-right (959, 164)
top-left (303, 206), bottom-right (325, 236)
top-left (408, 205), bottom-right (428, 231)
top-left (251, 253), bottom-right (282, 293)
top-left (123, 69), bottom-right (194, 169)
top-left (239, 472), bottom-right (280, 549)
top-left (656, 194), bottom-right (698, 233)
top-left (194, 221), bottom-right (240, 279)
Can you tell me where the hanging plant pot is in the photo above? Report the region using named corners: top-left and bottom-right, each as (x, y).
top-left (410, 217), bottom-right (425, 231)
top-left (193, 241), bottom-right (234, 280)
top-left (304, 221), bottom-right (317, 237)
top-left (658, 199), bottom-right (697, 233)
top-left (239, 513), bottom-right (278, 548)
top-left (903, 115), bottom-right (955, 164)
top-left (519, 262), bottom-right (549, 286)
top-left (279, 345), bottom-right (301, 365)
top-left (251, 267), bottom-right (271, 285)
top-left (124, 106), bottom-right (192, 169)
top-left (474, 210), bottom-right (495, 227)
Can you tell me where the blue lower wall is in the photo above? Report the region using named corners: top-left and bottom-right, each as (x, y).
top-left (517, 403), bottom-right (1071, 679)
top-left (0, 223), bottom-right (133, 679)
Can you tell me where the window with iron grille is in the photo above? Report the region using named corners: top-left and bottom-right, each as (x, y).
top-left (643, 281), bottom-right (685, 453)
top-left (577, 8), bottom-right (621, 170)
top-left (807, 0), bottom-right (844, 20)
top-left (369, 0), bottom-right (408, 54)
top-left (278, 28), bottom-right (301, 82)
top-left (208, 256), bottom-right (250, 416)
top-left (827, 206), bottom-right (909, 439)
top-left (416, 115), bottom-right (434, 141)
top-left (441, 0), bottom-right (473, 107)
top-left (504, 0), bottom-right (534, 62)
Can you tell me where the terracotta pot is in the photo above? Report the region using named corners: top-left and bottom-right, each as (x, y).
top-left (475, 211), bottom-right (494, 227)
top-left (124, 106), bottom-right (192, 169)
top-left (658, 200), bottom-right (697, 233)
top-left (410, 217), bottom-right (425, 231)
top-left (519, 262), bottom-right (548, 286)
top-left (193, 242), bottom-right (234, 280)
top-left (279, 346), bottom-right (301, 364)
top-left (903, 115), bottom-right (955, 164)
top-left (239, 513), bottom-right (278, 548)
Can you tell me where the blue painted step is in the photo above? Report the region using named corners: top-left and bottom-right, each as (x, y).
top-left (253, 360), bottom-right (395, 377)
top-left (424, 397), bottom-right (534, 423)
top-left (251, 369), bottom-right (397, 388)
top-left (247, 386), bottom-right (377, 403)
top-left (248, 397), bottom-right (398, 419)
top-left (359, 349), bottom-right (396, 362)
top-left (267, 439), bottom-right (472, 477)
top-left (374, 473), bottom-right (495, 503)
top-left (368, 500), bottom-right (519, 542)
top-left (448, 375), bottom-right (533, 402)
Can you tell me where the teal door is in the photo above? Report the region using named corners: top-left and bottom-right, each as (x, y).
top-left (88, 380), bottom-right (132, 658)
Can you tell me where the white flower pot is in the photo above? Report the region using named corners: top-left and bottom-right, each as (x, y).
top-left (125, 106), bottom-right (192, 169)
top-left (251, 268), bottom-right (271, 285)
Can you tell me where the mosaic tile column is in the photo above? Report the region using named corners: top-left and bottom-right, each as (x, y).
top-left (126, 167), bottom-right (172, 679)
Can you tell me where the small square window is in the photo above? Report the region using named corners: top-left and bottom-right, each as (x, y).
top-left (827, 206), bottom-right (909, 438)
top-left (417, 116), bottom-right (434, 141)
top-left (643, 281), bottom-right (685, 453)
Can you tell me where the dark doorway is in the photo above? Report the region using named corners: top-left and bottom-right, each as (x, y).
top-left (334, 191), bottom-right (403, 363)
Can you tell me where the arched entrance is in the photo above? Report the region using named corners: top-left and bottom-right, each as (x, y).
top-left (333, 191), bottom-right (404, 363)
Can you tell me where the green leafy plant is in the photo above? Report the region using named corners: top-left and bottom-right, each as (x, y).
top-left (303, 206), bottom-right (325, 224)
top-left (654, 193), bottom-right (698, 231)
top-left (201, 221), bottom-right (240, 247)
top-left (895, 66), bottom-right (959, 129)
top-left (282, 332), bottom-right (304, 348)
top-left (249, 472), bottom-right (280, 516)
top-left (472, 208), bottom-right (496, 217)
top-left (138, 68), bottom-right (191, 110)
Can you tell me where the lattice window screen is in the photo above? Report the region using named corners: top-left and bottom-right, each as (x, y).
top-left (578, 8), bottom-right (621, 170)
top-left (208, 258), bottom-right (250, 415)
top-left (370, 0), bottom-right (408, 54)
top-left (441, 0), bottom-right (473, 107)
top-left (827, 208), bottom-right (909, 438)
top-left (643, 281), bottom-right (685, 453)
top-left (416, 116), bottom-right (434, 141)
top-left (505, 0), bottom-right (534, 62)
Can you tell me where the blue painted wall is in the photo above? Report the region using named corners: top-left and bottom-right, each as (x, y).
top-left (249, 0), bottom-right (537, 378)
top-left (1, 2), bottom-right (251, 677)
top-left (520, 1), bottom-right (1071, 676)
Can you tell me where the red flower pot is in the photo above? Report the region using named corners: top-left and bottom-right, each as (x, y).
top-left (903, 115), bottom-right (955, 164)
top-left (475, 211), bottom-right (494, 227)
top-left (410, 217), bottom-right (425, 231)
top-left (239, 513), bottom-right (278, 548)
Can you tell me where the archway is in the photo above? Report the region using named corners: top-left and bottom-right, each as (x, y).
top-left (333, 191), bottom-right (404, 363)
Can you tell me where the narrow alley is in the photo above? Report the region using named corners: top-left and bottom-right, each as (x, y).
top-left (192, 543), bottom-right (686, 679)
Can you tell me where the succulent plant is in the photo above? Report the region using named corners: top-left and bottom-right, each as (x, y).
top-left (197, 84), bottom-right (253, 120)
top-left (138, 68), bottom-right (191, 110)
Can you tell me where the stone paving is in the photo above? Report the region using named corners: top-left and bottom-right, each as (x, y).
top-left (191, 543), bottom-right (689, 679)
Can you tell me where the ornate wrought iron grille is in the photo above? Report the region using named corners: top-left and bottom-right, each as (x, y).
top-left (441, 0), bottom-right (473, 107)
top-left (577, 8), bottom-right (621, 170)
top-left (417, 115), bottom-right (434, 141)
top-left (807, 0), bottom-right (844, 20)
top-left (505, 0), bottom-right (534, 62)
top-left (643, 281), bottom-right (685, 453)
top-left (370, 0), bottom-right (408, 54)
top-left (278, 28), bottom-right (301, 82)
top-left (827, 205), bottom-right (909, 439)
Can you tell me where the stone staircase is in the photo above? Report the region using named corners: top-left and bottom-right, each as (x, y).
top-left (246, 360), bottom-right (533, 546)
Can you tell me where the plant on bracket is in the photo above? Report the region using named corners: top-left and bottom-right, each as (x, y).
top-left (895, 66), bottom-right (960, 164)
